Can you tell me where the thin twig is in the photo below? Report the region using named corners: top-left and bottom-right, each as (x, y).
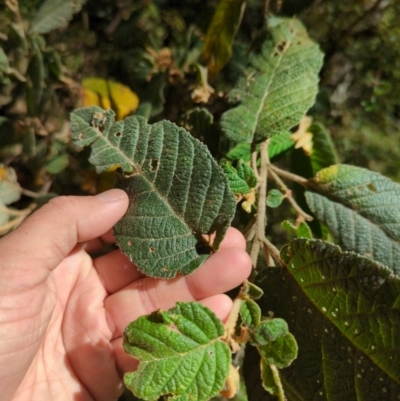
top-left (261, 237), bottom-right (284, 267)
top-left (0, 204), bottom-right (36, 235)
top-left (268, 167), bottom-right (313, 221)
top-left (268, 164), bottom-right (309, 186)
top-left (21, 188), bottom-right (42, 198)
top-left (250, 144), bottom-right (260, 182)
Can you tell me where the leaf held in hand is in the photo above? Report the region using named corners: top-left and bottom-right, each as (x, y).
top-left (123, 302), bottom-right (231, 401)
top-left (70, 107), bottom-right (236, 278)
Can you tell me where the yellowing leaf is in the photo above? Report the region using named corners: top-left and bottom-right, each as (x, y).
top-left (203, 0), bottom-right (246, 76)
top-left (81, 77), bottom-right (139, 120)
top-left (291, 116), bottom-right (313, 155)
top-left (108, 81), bottom-right (139, 120)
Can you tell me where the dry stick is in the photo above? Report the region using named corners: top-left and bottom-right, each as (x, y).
top-left (267, 167), bottom-right (313, 222)
top-left (261, 237), bottom-right (284, 267)
top-left (249, 140), bottom-right (269, 267)
top-left (268, 164), bottom-right (309, 186)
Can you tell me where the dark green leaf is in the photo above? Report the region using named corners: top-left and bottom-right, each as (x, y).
top-left (221, 17), bottom-right (323, 143)
top-left (123, 302), bottom-right (231, 401)
top-left (255, 238), bottom-right (400, 400)
top-left (266, 189), bottom-right (284, 208)
top-left (309, 123), bottom-right (338, 175)
top-left (268, 132), bottom-right (294, 159)
top-left (203, 0), bottom-right (246, 76)
top-left (26, 38), bottom-right (45, 116)
top-left (183, 107), bottom-right (214, 139)
top-left (306, 164), bottom-right (400, 274)
top-left (71, 107), bottom-right (236, 278)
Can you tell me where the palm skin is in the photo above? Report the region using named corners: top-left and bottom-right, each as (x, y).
top-left (0, 190), bottom-right (251, 401)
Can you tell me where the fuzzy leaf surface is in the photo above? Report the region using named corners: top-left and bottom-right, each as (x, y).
top-left (123, 302), bottom-right (231, 401)
top-left (248, 239), bottom-right (400, 401)
top-left (223, 160), bottom-right (257, 195)
top-left (306, 164), bottom-right (400, 274)
top-left (221, 17), bottom-right (323, 143)
top-left (31, 0), bottom-right (87, 34)
top-left (71, 107), bottom-right (236, 278)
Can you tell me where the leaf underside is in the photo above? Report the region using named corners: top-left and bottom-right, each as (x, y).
top-left (221, 16), bottom-right (323, 143)
top-left (306, 164), bottom-right (400, 274)
top-left (71, 107), bottom-right (236, 278)
top-left (248, 238), bottom-right (400, 401)
top-left (123, 302), bottom-right (231, 401)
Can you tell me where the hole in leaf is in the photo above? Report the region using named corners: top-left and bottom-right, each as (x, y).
top-left (195, 237), bottom-right (213, 255)
top-left (149, 159), bottom-right (160, 172)
top-left (149, 246), bottom-right (155, 253)
top-left (115, 131), bottom-right (121, 137)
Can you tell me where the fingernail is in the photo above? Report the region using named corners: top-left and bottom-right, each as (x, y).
top-left (95, 189), bottom-right (126, 202)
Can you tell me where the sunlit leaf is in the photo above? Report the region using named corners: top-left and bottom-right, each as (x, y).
top-left (258, 333), bottom-right (298, 369)
top-left (223, 160), bottom-right (257, 196)
top-left (123, 302), bottom-right (231, 401)
top-left (31, 0), bottom-right (87, 34)
top-left (248, 239), bottom-right (400, 400)
top-left (82, 77), bottom-right (139, 120)
top-left (281, 220), bottom-right (313, 239)
top-left (306, 164), bottom-right (400, 273)
top-left (221, 17), bottom-right (323, 143)
top-left (226, 132), bottom-right (294, 162)
top-left (203, 0), bottom-right (246, 76)
top-left (240, 299), bottom-right (262, 329)
top-left (71, 107), bottom-right (236, 278)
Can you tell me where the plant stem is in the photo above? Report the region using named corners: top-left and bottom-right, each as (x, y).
top-left (0, 204), bottom-right (36, 235)
top-left (268, 164), bottom-right (309, 186)
top-left (267, 167), bottom-right (313, 222)
top-left (261, 237), bottom-right (284, 267)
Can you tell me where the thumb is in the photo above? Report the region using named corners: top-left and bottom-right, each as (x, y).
top-left (0, 189), bottom-right (129, 292)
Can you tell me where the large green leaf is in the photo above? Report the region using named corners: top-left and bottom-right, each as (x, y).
top-left (31, 0), bottom-right (87, 34)
top-left (123, 302), bottom-right (231, 401)
top-left (221, 17), bottom-right (323, 144)
top-left (71, 107), bottom-right (236, 278)
top-left (306, 164), bottom-right (400, 274)
top-left (203, 0), bottom-right (246, 76)
top-left (245, 239), bottom-right (400, 401)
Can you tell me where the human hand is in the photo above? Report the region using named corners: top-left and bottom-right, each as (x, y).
top-left (0, 189), bottom-right (251, 401)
